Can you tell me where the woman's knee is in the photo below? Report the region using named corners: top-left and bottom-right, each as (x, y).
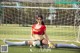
top-left (27, 41), bottom-right (33, 45)
top-left (42, 39), bottom-right (48, 45)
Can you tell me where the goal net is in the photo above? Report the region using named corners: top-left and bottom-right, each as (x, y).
top-left (0, 1), bottom-right (80, 43)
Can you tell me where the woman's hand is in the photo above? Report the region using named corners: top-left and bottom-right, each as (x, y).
top-left (48, 41), bottom-right (55, 48)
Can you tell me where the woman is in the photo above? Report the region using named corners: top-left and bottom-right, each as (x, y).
top-left (26, 14), bottom-right (51, 47)
top-left (4, 15), bottom-right (79, 49)
top-left (4, 15), bottom-right (51, 48)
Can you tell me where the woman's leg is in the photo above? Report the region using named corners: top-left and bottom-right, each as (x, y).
top-left (56, 43), bottom-right (79, 48)
top-left (27, 40), bottom-right (33, 45)
top-left (42, 39), bottom-right (79, 48)
top-left (41, 39), bottom-right (48, 45)
top-left (4, 40), bottom-right (29, 46)
top-left (41, 39), bottom-right (55, 48)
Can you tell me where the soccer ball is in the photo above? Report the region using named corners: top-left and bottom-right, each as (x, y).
top-left (33, 40), bottom-right (40, 47)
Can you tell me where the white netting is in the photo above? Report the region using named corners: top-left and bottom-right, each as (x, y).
top-left (0, 1), bottom-right (80, 42)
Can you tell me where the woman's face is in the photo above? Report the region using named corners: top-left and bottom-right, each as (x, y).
top-left (36, 17), bottom-right (42, 23)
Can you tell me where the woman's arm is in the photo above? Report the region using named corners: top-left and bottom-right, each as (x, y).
top-left (44, 31), bottom-right (54, 48)
top-left (31, 29), bottom-right (35, 40)
top-left (44, 31), bottom-right (49, 41)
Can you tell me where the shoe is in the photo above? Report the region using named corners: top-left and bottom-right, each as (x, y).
top-left (3, 39), bottom-right (8, 44)
top-left (3, 39), bottom-right (6, 43)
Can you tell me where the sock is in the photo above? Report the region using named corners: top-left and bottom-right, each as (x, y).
top-left (5, 40), bottom-right (28, 46)
top-left (56, 43), bottom-right (78, 48)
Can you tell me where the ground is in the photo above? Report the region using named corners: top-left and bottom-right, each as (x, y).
top-left (0, 24), bottom-right (80, 53)
top-left (0, 40), bottom-right (80, 53)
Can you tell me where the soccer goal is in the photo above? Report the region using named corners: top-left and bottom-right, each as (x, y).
top-left (0, 1), bottom-right (80, 43)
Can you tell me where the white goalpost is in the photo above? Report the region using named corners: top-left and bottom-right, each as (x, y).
top-left (77, 25), bottom-right (80, 43)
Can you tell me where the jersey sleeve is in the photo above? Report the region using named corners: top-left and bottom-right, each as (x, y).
top-left (43, 25), bottom-right (46, 31)
top-left (42, 25), bottom-right (46, 34)
top-left (32, 25), bottom-right (34, 29)
top-left (31, 25), bottom-right (35, 34)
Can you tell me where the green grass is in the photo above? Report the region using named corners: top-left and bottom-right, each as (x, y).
top-left (0, 40), bottom-right (80, 53)
top-left (0, 24), bottom-right (80, 53)
top-left (0, 24), bottom-right (78, 40)
top-left (8, 46), bottom-right (80, 53)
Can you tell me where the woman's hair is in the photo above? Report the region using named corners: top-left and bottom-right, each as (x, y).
top-left (35, 15), bottom-right (45, 25)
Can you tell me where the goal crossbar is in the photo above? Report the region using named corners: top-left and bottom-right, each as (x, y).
top-left (0, 6), bottom-right (80, 9)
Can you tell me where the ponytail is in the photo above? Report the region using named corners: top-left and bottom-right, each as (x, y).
top-left (41, 21), bottom-right (45, 25)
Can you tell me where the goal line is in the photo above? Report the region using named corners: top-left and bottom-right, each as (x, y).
top-left (0, 38), bottom-right (80, 43)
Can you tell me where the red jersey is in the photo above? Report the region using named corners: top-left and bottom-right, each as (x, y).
top-left (32, 24), bottom-right (46, 35)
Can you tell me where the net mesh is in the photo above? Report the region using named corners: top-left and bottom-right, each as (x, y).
top-left (0, 1), bottom-right (80, 42)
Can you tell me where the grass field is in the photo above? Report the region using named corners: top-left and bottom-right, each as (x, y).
top-left (0, 24), bottom-right (80, 53)
top-left (0, 24), bottom-right (78, 40)
top-left (0, 40), bottom-right (80, 53)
